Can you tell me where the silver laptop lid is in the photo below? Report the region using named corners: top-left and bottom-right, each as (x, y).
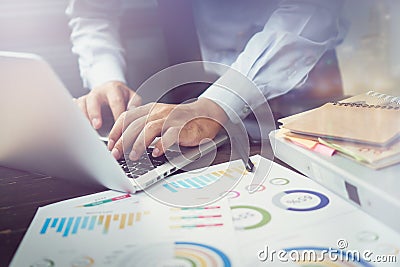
top-left (0, 52), bottom-right (135, 192)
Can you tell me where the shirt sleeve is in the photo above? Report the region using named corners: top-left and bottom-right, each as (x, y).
top-left (200, 0), bottom-right (347, 123)
top-left (66, 0), bottom-right (127, 89)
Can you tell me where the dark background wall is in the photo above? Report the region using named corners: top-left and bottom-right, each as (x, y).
top-left (0, 0), bottom-right (170, 102)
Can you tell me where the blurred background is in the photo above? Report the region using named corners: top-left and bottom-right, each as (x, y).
top-left (337, 0), bottom-right (400, 96)
top-left (0, 0), bottom-right (169, 100)
top-left (0, 0), bottom-right (399, 100)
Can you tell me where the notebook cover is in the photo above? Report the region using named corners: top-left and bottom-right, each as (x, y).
top-left (281, 102), bottom-right (400, 146)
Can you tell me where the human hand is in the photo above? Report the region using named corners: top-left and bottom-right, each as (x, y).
top-left (107, 98), bottom-right (228, 160)
top-left (74, 81), bottom-right (142, 129)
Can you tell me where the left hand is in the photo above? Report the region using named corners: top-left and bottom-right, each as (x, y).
top-left (107, 98), bottom-right (229, 160)
top-left (73, 81), bottom-right (141, 129)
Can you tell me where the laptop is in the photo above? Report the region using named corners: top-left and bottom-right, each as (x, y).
top-left (0, 52), bottom-right (227, 193)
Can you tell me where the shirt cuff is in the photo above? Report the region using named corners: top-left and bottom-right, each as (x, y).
top-left (84, 54), bottom-right (126, 89)
top-left (199, 68), bottom-right (263, 124)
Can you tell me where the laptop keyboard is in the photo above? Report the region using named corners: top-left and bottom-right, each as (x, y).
top-left (117, 148), bottom-right (180, 179)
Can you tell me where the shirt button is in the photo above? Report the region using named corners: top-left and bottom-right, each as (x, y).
top-left (242, 105), bottom-right (250, 114)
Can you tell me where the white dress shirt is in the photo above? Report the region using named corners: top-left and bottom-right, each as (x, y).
top-left (67, 0), bottom-right (347, 122)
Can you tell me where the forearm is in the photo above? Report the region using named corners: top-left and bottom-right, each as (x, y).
top-left (201, 0), bottom-right (347, 123)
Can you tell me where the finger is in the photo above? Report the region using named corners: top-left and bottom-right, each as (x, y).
top-left (125, 103), bottom-right (154, 124)
top-left (130, 119), bottom-right (164, 161)
top-left (110, 116), bottom-right (146, 160)
top-left (152, 127), bottom-right (180, 157)
top-left (108, 111), bottom-right (126, 151)
top-left (108, 104), bottom-right (153, 150)
top-left (127, 91), bottom-right (142, 109)
top-left (75, 97), bottom-right (89, 120)
top-left (86, 94), bottom-right (103, 129)
top-left (107, 90), bottom-right (127, 122)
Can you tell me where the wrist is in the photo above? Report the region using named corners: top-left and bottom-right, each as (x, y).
top-left (91, 80), bottom-right (128, 94)
top-left (193, 98), bottom-right (229, 125)
top-left (100, 80), bottom-right (127, 88)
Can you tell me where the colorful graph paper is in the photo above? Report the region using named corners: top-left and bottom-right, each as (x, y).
top-left (39, 211), bottom-right (150, 237)
top-left (163, 166), bottom-right (248, 193)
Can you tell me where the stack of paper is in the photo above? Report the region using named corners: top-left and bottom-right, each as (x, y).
top-left (278, 91), bottom-right (400, 169)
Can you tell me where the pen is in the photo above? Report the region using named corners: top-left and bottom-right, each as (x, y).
top-left (232, 135), bottom-right (255, 172)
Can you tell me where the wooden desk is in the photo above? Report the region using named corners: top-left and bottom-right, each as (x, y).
top-left (0, 141), bottom-right (283, 266)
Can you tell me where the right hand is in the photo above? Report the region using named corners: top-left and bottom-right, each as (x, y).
top-left (107, 98), bottom-right (228, 160)
top-left (74, 81), bottom-right (142, 129)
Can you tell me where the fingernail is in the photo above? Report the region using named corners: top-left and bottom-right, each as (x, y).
top-left (152, 147), bottom-right (160, 157)
top-left (107, 139), bottom-right (115, 150)
top-left (111, 148), bottom-right (120, 159)
top-left (92, 118), bottom-right (100, 129)
top-left (129, 150), bottom-right (138, 161)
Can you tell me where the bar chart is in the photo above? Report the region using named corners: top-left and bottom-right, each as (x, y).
top-left (39, 211), bottom-right (150, 237)
top-left (162, 165), bottom-right (248, 193)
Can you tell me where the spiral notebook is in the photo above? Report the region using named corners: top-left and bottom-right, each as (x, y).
top-left (279, 91), bottom-right (400, 147)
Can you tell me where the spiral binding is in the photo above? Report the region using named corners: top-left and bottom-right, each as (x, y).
top-left (366, 90), bottom-right (400, 106)
top-left (330, 90), bottom-right (400, 110)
